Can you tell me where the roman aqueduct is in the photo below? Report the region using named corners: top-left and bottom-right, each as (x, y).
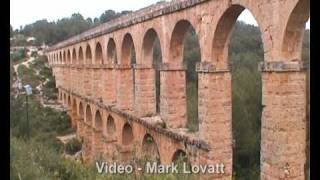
top-left (45, 0), bottom-right (309, 179)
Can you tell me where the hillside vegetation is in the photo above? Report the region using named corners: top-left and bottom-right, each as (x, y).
top-left (11, 10), bottom-right (133, 46)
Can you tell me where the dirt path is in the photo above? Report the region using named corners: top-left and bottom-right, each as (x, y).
top-left (13, 56), bottom-right (35, 75)
top-left (12, 52), bottom-right (80, 161)
top-left (12, 55), bottom-right (65, 111)
top-left (12, 56), bottom-right (35, 89)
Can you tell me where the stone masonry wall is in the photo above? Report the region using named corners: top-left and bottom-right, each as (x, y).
top-left (47, 0), bottom-right (309, 179)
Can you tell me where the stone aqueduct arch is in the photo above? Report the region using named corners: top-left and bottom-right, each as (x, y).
top-left (141, 133), bottom-right (161, 163)
top-left (46, 0), bottom-right (309, 179)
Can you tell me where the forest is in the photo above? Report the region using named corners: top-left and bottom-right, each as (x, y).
top-left (10, 7), bottom-right (309, 180)
top-left (10, 10), bottom-right (132, 46)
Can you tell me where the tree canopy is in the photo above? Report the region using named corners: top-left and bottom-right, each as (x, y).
top-left (12, 10), bottom-right (131, 46)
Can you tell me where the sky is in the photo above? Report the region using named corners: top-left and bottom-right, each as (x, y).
top-left (10, 0), bottom-right (310, 30)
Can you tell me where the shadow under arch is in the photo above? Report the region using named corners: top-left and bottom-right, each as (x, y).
top-left (72, 99), bottom-right (78, 130)
top-left (211, 5), bottom-right (265, 67)
top-left (59, 51), bottom-right (62, 64)
top-left (142, 28), bottom-right (162, 66)
top-left (122, 123), bottom-right (134, 145)
top-left (79, 102), bottom-right (84, 118)
top-left (141, 133), bottom-right (160, 163)
top-left (118, 33), bottom-right (136, 110)
top-left (212, 4), bottom-right (264, 179)
top-left (142, 28), bottom-right (163, 114)
top-left (107, 38), bottom-right (117, 64)
top-left (54, 53), bottom-right (57, 63)
top-left (95, 42), bottom-right (103, 64)
top-left (72, 99), bottom-right (77, 114)
top-left (67, 95), bottom-right (71, 106)
top-left (67, 49), bottom-right (71, 64)
top-left (85, 105), bottom-right (92, 124)
top-left (85, 44), bottom-right (92, 64)
top-left (171, 149), bottom-right (191, 171)
top-left (83, 104), bottom-right (93, 162)
top-left (78, 46), bottom-right (84, 64)
top-left (172, 149), bottom-right (187, 162)
top-left (63, 51), bottom-right (66, 64)
top-left (94, 110), bottom-right (102, 131)
top-left (169, 19), bottom-right (201, 131)
top-left (72, 48), bottom-right (76, 64)
top-left (106, 115), bottom-right (116, 135)
top-left (169, 20), bottom-right (200, 63)
top-left (63, 93), bottom-right (66, 104)
top-left (121, 33), bottom-right (136, 65)
top-left (281, 0), bottom-right (310, 60)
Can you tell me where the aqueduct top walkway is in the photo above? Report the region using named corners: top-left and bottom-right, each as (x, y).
top-left (46, 0), bottom-right (309, 179)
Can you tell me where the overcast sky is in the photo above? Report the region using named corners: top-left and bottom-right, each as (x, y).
top-left (10, 0), bottom-right (310, 30)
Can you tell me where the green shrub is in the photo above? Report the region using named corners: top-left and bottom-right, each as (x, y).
top-left (65, 138), bottom-right (82, 155)
top-left (29, 56), bottom-right (46, 70)
top-left (43, 81), bottom-right (58, 100)
top-left (17, 64), bottom-right (42, 89)
top-left (11, 49), bottom-right (26, 62)
top-left (10, 137), bottom-right (106, 180)
top-left (31, 51), bottom-right (38, 57)
top-left (10, 94), bottom-right (72, 142)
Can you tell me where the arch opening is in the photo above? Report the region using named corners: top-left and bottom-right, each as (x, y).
top-left (72, 99), bottom-right (77, 114)
top-left (85, 45), bottom-right (92, 64)
top-left (142, 29), bottom-right (162, 114)
top-left (59, 52), bottom-right (62, 64)
top-left (172, 149), bottom-right (187, 162)
top-left (282, 0), bottom-right (310, 60)
top-left (72, 48), bottom-right (76, 64)
top-left (170, 20), bottom-right (200, 131)
top-left (95, 42), bottom-right (103, 64)
top-left (78, 46), bottom-right (84, 64)
top-left (213, 6), bottom-right (264, 179)
top-left (141, 133), bottom-right (160, 163)
top-left (85, 105), bottom-right (92, 124)
top-left (72, 99), bottom-right (78, 130)
top-left (106, 115), bottom-right (116, 135)
top-left (183, 24), bottom-right (200, 132)
top-left (63, 93), bottom-right (66, 104)
top-left (63, 51), bottom-right (66, 64)
top-left (107, 38), bottom-right (117, 64)
top-left (67, 50), bottom-right (71, 64)
top-left (120, 34), bottom-right (136, 110)
top-left (283, 1), bottom-right (310, 177)
top-left (95, 110), bottom-right (102, 131)
top-left (169, 20), bottom-right (199, 62)
top-left (79, 102), bottom-right (84, 118)
top-left (121, 33), bottom-right (136, 65)
top-left (171, 149), bottom-right (190, 171)
top-left (68, 96), bottom-right (71, 106)
top-left (59, 91), bottom-right (62, 101)
top-left (122, 123), bottom-right (133, 145)
top-left (212, 5), bottom-right (245, 65)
